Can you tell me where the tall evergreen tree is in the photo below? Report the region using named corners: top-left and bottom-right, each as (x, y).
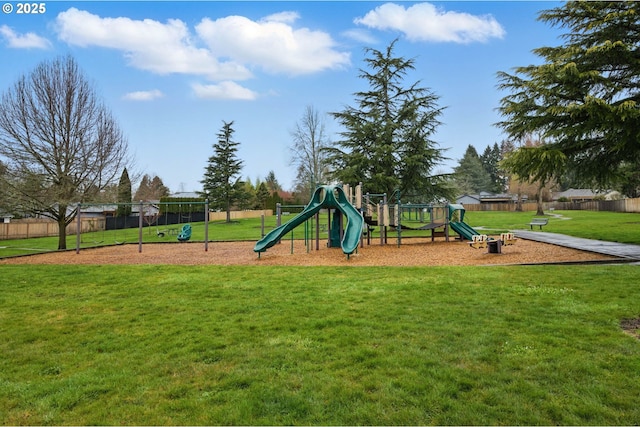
top-left (454, 145), bottom-right (493, 195)
top-left (327, 39), bottom-right (450, 201)
top-left (255, 182), bottom-right (270, 210)
top-left (497, 1), bottom-right (640, 188)
top-left (480, 143), bottom-right (506, 193)
top-left (134, 174), bottom-right (170, 201)
top-left (200, 121), bottom-right (244, 223)
top-left (617, 160), bottom-right (640, 198)
top-left (116, 168), bottom-right (132, 216)
top-left (264, 170), bottom-right (281, 194)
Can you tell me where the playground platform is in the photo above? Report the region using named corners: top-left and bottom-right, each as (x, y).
top-left (515, 230), bottom-right (640, 262)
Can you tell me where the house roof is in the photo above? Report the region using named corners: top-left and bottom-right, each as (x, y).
top-left (456, 193), bottom-right (519, 203)
top-left (552, 188), bottom-right (598, 200)
top-left (170, 192), bottom-right (201, 198)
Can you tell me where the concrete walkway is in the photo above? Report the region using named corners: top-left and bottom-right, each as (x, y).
top-left (514, 230), bottom-right (640, 261)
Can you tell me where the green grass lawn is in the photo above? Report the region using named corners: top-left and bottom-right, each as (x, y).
top-left (2, 210), bottom-right (640, 424)
top-left (1, 264), bottom-right (639, 425)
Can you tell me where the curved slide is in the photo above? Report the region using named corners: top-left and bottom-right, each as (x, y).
top-left (450, 221), bottom-right (481, 241)
top-left (254, 185), bottom-right (364, 255)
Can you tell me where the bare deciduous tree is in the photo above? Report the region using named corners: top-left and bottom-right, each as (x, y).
top-left (289, 105), bottom-right (331, 199)
top-left (0, 56), bottom-right (131, 249)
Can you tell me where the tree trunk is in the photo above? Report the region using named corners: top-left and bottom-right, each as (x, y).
top-left (57, 215), bottom-right (67, 250)
top-left (536, 184), bottom-right (545, 216)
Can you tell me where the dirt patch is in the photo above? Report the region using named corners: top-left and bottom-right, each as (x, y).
top-left (0, 237), bottom-right (618, 266)
top-left (621, 317), bottom-right (640, 339)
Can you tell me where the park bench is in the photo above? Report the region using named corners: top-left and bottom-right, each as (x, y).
top-left (529, 218), bottom-right (548, 230)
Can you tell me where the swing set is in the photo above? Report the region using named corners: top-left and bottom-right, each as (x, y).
top-left (155, 201), bottom-right (194, 238)
top-left (74, 200), bottom-right (209, 254)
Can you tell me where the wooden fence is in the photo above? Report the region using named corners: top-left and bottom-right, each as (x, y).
top-left (0, 218), bottom-right (104, 240)
top-left (546, 198), bottom-right (640, 213)
top-left (462, 198), bottom-right (640, 213)
top-left (1, 210), bottom-right (274, 240)
top-left (462, 202), bottom-right (539, 212)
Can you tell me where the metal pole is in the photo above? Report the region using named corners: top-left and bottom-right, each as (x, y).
top-left (276, 203), bottom-right (282, 245)
top-left (378, 203), bottom-right (383, 246)
top-left (138, 201), bottom-right (143, 253)
top-left (276, 203), bottom-right (282, 227)
top-left (397, 192), bottom-right (402, 247)
top-left (445, 204), bottom-right (450, 242)
top-left (76, 203), bottom-right (81, 254)
top-left (204, 199), bottom-right (209, 252)
top-left (327, 207), bottom-right (331, 247)
top-left (261, 214), bottom-right (265, 238)
top-left (315, 212), bottom-right (320, 251)
top-left (305, 220), bottom-right (310, 253)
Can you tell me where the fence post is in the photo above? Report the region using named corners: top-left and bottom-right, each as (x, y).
top-left (76, 203), bottom-right (81, 254)
top-left (261, 214), bottom-right (265, 238)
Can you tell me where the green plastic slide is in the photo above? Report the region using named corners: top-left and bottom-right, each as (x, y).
top-left (254, 185), bottom-right (364, 255)
top-left (449, 221), bottom-right (480, 241)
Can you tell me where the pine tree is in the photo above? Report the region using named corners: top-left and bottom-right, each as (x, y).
top-left (255, 182), bottom-right (270, 210)
top-left (480, 143), bottom-right (506, 193)
top-left (454, 145), bottom-right (493, 195)
top-left (116, 168), bottom-right (132, 216)
top-left (134, 174), bottom-right (170, 201)
top-left (497, 1), bottom-right (640, 188)
top-left (264, 170), bottom-right (281, 194)
top-left (149, 176), bottom-right (170, 199)
top-left (200, 121), bottom-right (244, 223)
top-left (327, 39), bottom-right (449, 200)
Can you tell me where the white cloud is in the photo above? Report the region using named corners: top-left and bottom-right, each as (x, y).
top-left (342, 28), bottom-right (378, 45)
top-left (191, 81), bottom-right (258, 100)
top-left (123, 89), bottom-right (164, 101)
top-left (0, 25), bottom-right (51, 49)
top-left (54, 8), bottom-right (251, 80)
top-left (261, 11), bottom-right (299, 24)
top-left (355, 2), bottom-right (505, 43)
top-left (195, 14), bottom-right (350, 75)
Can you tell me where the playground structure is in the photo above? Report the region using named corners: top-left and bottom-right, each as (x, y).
top-left (254, 183), bottom-right (512, 258)
top-left (254, 185), bottom-right (364, 257)
top-left (361, 193), bottom-right (451, 246)
top-left (71, 186), bottom-right (513, 258)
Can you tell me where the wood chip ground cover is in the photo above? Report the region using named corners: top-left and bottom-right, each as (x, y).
top-left (0, 237), bottom-right (617, 266)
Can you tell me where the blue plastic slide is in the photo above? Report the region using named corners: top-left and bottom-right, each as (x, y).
top-left (254, 185), bottom-right (364, 255)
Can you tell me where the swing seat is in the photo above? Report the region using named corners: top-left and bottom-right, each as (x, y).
top-left (177, 224), bottom-right (192, 242)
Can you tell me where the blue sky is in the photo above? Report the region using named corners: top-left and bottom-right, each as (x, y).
top-left (0, 1), bottom-right (563, 194)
